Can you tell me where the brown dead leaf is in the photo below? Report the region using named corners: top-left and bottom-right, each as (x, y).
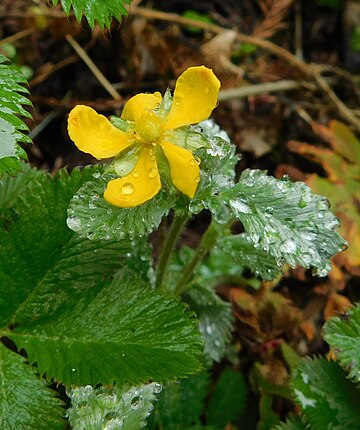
top-left (323, 292), bottom-right (352, 320)
top-left (230, 285), bottom-right (302, 344)
top-left (300, 320), bottom-right (315, 341)
top-left (288, 120), bottom-right (360, 275)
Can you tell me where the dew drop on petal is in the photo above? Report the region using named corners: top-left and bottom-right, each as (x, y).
top-left (71, 118), bottom-right (78, 126)
top-left (195, 176), bottom-right (200, 183)
top-left (122, 182), bottom-right (135, 195)
top-left (132, 171), bottom-right (140, 178)
top-left (190, 159), bottom-right (196, 166)
top-left (148, 168), bottom-right (157, 179)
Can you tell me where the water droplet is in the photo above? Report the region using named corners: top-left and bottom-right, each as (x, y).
top-left (71, 368), bottom-right (76, 372)
top-left (122, 182), bottom-right (134, 195)
top-left (67, 217), bottom-right (81, 230)
top-left (132, 170), bottom-right (140, 178)
top-left (148, 168), bottom-right (157, 178)
top-left (71, 118), bottom-right (77, 125)
top-left (175, 101), bottom-right (180, 106)
top-left (195, 176), bottom-right (200, 183)
top-left (190, 159), bottom-right (196, 166)
top-left (153, 383), bottom-right (162, 394)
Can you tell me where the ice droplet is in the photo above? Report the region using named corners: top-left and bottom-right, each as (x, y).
top-left (122, 182), bottom-right (135, 195)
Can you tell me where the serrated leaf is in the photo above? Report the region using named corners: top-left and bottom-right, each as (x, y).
top-left (206, 368), bottom-right (247, 428)
top-left (273, 415), bottom-right (308, 430)
top-left (217, 233), bottom-right (281, 280)
top-left (184, 284), bottom-right (233, 363)
top-left (222, 169), bottom-right (346, 276)
top-left (0, 55), bottom-right (32, 173)
top-left (189, 119), bottom-right (238, 223)
top-left (67, 382), bottom-right (161, 430)
top-left (67, 170), bottom-right (175, 241)
top-left (156, 372), bottom-right (210, 429)
top-left (323, 303), bottom-right (360, 383)
top-left (10, 268), bottom-right (203, 385)
top-left (292, 357), bottom-right (360, 430)
top-left (52, 0), bottom-right (131, 28)
top-left (0, 343), bottom-right (64, 430)
top-left (0, 167), bottom-right (138, 327)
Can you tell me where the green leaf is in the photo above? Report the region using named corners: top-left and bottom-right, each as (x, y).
top-left (273, 416), bottom-right (308, 430)
top-left (0, 167), bottom-right (138, 327)
top-left (10, 268), bottom-right (203, 385)
top-left (67, 170), bottom-right (175, 241)
top-left (52, 0), bottom-right (131, 29)
top-left (0, 342), bottom-right (64, 430)
top-left (206, 368), bottom-right (247, 428)
top-left (189, 119), bottom-right (238, 224)
top-left (156, 372), bottom-right (210, 429)
top-left (0, 55), bottom-right (32, 173)
top-left (217, 233), bottom-right (281, 280)
top-left (292, 357), bottom-right (360, 430)
top-left (258, 394), bottom-right (281, 430)
top-left (0, 164), bottom-right (41, 210)
top-left (222, 169), bottom-right (346, 276)
top-left (67, 382), bottom-right (161, 430)
top-left (184, 284), bottom-right (233, 363)
top-left (323, 303), bottom-right (360, 383)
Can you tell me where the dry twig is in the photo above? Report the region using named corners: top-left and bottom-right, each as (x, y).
top-left (130, 6), bottom-right (360, 131)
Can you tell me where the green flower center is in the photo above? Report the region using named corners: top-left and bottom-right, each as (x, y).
top-left (135, 112), bottom-right (163, 143)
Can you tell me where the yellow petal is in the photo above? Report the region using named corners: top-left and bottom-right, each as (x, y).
top-left (68, 105), bottom-right (133, 159)
top-left (104, 147), bottom-right (161, 208)
top-left (161, 141), bottom-right (200, 198)
top-left (163, 66), bottom-right (220, 130)
top-left (121, 92), bottom-right (162, 122)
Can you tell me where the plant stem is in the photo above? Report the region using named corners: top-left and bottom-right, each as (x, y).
top-left (174, 220), bottom-right (219, 296)
top-left (155, 211), bottom-right (188, 290)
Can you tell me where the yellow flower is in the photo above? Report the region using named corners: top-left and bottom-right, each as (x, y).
top-left (68, 66), bottom-right (220, 208)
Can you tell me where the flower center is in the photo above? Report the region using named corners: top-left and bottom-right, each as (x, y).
top-left (135, 112), bottom-right (162, 143)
